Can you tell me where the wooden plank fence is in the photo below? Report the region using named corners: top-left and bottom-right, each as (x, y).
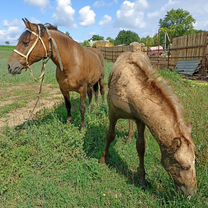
top-left (149, 32), bottom-right (208, 75)
top-left (100, 45), bottom-right (147, 62)
top-left (98, 32), bottom-right (208, 76)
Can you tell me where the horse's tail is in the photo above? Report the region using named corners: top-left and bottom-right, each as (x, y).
top-left (93, 82), bottom-right (99, 94)
top-left (98, 75), bottom-right (105, 101)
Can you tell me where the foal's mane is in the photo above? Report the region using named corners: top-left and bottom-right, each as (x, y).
top-left (125, 52), bottom-right (194, 145)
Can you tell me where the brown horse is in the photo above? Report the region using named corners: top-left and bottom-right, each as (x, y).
top-left (101, 52), bottom-right (197, 197)
top-left (8, 19), bottom-right (104, 128)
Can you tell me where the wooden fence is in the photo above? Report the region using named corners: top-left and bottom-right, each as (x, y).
top-left (100, 44), bottom-right (146, 62)
top-left (149, 32), bottom-right (208, 75)
top-left (99, 32), bottom-right (208, 76)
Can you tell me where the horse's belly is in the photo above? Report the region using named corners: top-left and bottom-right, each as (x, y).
top-left (57, 75), bottom-right (81, 92)
top-left (108, 92), bottom-right (136, 119)
top-left (88, 69), bottom-right (102, 85)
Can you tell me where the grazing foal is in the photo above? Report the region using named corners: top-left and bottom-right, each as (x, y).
top-left (101, 52), bottom-right (197, 197)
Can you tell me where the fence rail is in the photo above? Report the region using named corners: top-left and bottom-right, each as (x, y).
top-left (99, 32), bottom-right (208, 76)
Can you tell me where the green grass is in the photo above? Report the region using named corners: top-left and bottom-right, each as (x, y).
top-left (0, 102), bottom-right (26, 117)
top-left (0, 46), bottom-right (57, 87)
top-left (0, 46), bottom-right (59, 118)
top-left (0, 47), bottom-right (208, 207)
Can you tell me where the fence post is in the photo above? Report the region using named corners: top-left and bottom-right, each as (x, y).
top-left (186, 35), bottom-right (188, 60)
top-left (167, 48), bottom-right (170, 70)
top-left (205, 33), bottom-right (208, 76)
top-left (157, 29), bottom-right (160, 69)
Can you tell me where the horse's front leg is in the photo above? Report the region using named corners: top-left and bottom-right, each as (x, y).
top-left (79, 85), bottom-right (87, 128)
top-left (61, 89), bottom-right (72, 124)
top-left (136, 119), bottom-right (149, 189)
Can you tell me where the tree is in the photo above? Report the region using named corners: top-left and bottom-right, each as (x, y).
top-left (159, 9), bottom-right (196, 41)
top-left (140, 36), bottom-right (155, 47)
top-left (65, 31), bottom-right (71, 38)
top-left (114, 30), bottom-right (140, 45)
top-left (5, 41), bottom-right (10, 45)
top-left (82, 40), bottom-right (91, 47)
top-left (90, 34), bottom-right (104, 41)
top-left (106, 37), bottom-right (115, 45)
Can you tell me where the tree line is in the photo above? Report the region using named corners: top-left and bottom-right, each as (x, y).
top-left (83, 9), bottom-right (206, 48)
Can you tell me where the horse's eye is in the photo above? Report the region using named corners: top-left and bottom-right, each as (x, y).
top-left (23, 41), bottom-right (29, 47)
top-left (181, 165), bottom-right (191, 170)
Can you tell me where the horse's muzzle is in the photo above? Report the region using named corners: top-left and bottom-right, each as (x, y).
top-left (8, 62), bottom-right (24, 74)
top-left (179, 185), bottom-right (197, 198)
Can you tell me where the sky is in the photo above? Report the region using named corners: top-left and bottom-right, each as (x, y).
top-left (0, 0), bottom-right (208, 45)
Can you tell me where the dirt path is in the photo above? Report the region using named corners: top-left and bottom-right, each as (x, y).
top-left (0, 85), bottom-right (63, 129)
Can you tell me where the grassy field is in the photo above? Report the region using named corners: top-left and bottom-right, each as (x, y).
top-left (0, 46), bottom-right (208, 207)
top-left (0, 46), bottom-right (61, 123)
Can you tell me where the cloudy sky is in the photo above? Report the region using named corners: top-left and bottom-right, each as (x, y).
top-left (0, 0), bottom-right (208, 45)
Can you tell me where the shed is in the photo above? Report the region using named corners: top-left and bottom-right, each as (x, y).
top-left (175, 59), bottom-right (202, 76)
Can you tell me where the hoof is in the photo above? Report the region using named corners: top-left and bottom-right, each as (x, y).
top-left (100, 156), bottom-right (107, 164)
top-left (67, 117), bottom-right (73, 124)
top-left (79, 122), bottom-right (86, 131)
top-left (139, 180), bottom-right (150, 190)
top-left (81, 123), bottom-right (86, 129)
top-left (89, 105), bottom-right (94, 112)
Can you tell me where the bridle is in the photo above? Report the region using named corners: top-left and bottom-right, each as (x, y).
top-left (14, 25), bottom-right (48, 68)
top-left (13, 24), bottom-right (63, 71)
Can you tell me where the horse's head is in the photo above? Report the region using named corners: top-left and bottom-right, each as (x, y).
top-left (8, 18), bottom-right (49, 74)
top-left (161, 135), bottom-right (197, 197)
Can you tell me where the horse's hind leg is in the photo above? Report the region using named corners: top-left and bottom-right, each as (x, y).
top-left (87, 85), bottom-right (95, 112)
top-left (87, 85), bottom-right (93, 105)
top-left (100, 113), bottom-right (117, 164)
top-left (135, 119), bottom-right (148, 188)
top-left (126, 120), bottom-right (135, 143)
top-left (61, 89), bottom-right (72, 124)
top-left (93, 82), bottom-right (99, 103)
top-left (80, 85), bottom-right (87, 128)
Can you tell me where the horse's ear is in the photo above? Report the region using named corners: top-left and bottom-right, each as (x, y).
top-left (22, 18), bottom-right (38, 32)
top-left (22, 18), bottom-right (30, 28)
top-left (171, 137), bottom-right (182, 153)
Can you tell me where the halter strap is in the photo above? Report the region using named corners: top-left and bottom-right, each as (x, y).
top-left (13, 25), bottom-right (63, 71)
top-left (45, 28), bottom-right (63, 71)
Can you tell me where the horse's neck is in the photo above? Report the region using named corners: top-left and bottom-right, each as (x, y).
top-left (135, 97), bottom-right (180, 144)
top-left (49, 30), bottom-right (78, 68)
top-left (129, 83), bottom-right (181, 147)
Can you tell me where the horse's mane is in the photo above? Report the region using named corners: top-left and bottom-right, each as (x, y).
top-left (120, 52), bottom-right (193, 145)
top-left (38, 23), bottom-right (72, 40)
top-left (44, 23), bottom-right (58, 30)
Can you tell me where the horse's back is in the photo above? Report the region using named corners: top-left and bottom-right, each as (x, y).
top-left (108, 51), bottom-right (153, 119)
top-left (88, 48), bottom-right (105, 69)
top-left (83, 47), bottom-right (104, 82)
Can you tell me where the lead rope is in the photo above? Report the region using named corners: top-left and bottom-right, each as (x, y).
top-left (29, 57), bottom-right (50, 119)
top-left (45, 28), bottom-right (64, 71)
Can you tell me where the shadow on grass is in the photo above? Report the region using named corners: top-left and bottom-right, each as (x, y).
top-left (83, 117), bottom-right (178, 203)
top-left (13, 96), bottom-right (82, 131)
top-left (83, 116), bottom-right (140, 186)
top-left (11, 97), bottom-right (178, 203)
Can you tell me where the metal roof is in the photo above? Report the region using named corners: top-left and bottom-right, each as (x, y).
top-left (176, 59), bottom-right (201, 75)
